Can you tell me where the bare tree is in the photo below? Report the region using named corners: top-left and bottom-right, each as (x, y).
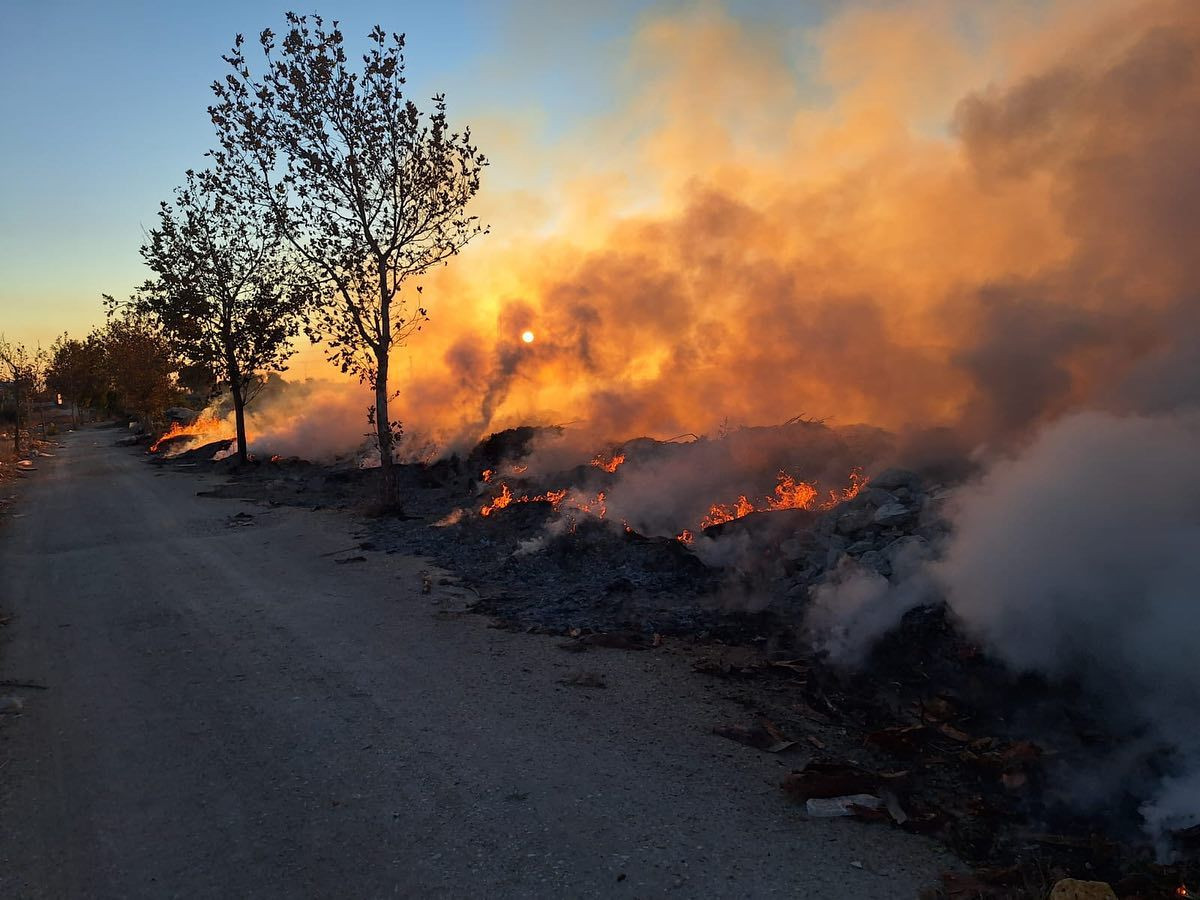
top-left (126, 169), bottom-right (308, 464)
top-left (209, 13), bottom-right (487, 505)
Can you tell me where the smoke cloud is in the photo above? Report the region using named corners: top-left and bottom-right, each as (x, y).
top-left (207, 0), bottom-right (1200, 846)
top-left (936, 412), bottom-right (1200, 844)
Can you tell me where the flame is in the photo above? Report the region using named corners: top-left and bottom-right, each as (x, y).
top-left (699, 469), bottom-right (868, 530)
top-left (570, 490), bottom-right (608, 519)
top-left (149, 417), bottom-right (226, 454)
top-left (590, 451), bottom-right (626, 473)
top-left (481, 468), bottom-right (494, 483)
top-left (766, 474), bottom-right (819, 511)
top-left (480, 482), bottom-right (512, 516)
top-left (677, 529), bottom-right (694, 544)
top-left (480, 483), bottom-right (569, 517)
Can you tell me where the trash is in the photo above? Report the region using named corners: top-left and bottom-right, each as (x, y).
top-left (805, 794), bottom-right (884, 817)
top-left (882, 790), bottom-right (909, 825)
top-left (560, 672), bottom-right (606, 688)
top-left (712, 719), bottom-right (797, 753)
top-left (1048, 878), bottom-right (1118, 900)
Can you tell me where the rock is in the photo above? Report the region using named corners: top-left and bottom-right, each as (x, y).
top-left (825, 548), bottom-right (843, 570)
top-left (861, 487), bottom-right (896, 507)
top-left (836, 509), bottom-right (873, 535)
top-left (780, 534), bottom-right (820, 562)
top-left (873, 502), bottom-right (915, 526)
top-left (846, 539), bottom-right (877, 555)
top-left (884, 535), bottom-right (928, 563)
top-left (1048, 879), bottom-right (1118, 900)
top-left (859, 550), bottom-right (891, 576)
top-left (870, 468), bottom-right (922, 491)
top-left (884, 536), bottom-right (931, 581)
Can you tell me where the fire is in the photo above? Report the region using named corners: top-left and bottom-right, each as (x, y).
top-left (766, 474), bottom-right (818, 511)
top-left (480, 483), bottom-right (569, 517)
top-left (480, 482), bottom-right (512, 516)
top-left (590, 451), bottom-right (626, 473)
top-left (676, 529), bottom-right (694, 544)
top-left (481, 468), bottom-right (494, 483)
top-left (700, 494), bottom-right (757, 529)
top-left (149, 417), bottom-right (226, 454)
top-left (521, 330), bottom-right (535, 344)
top-left (699, 469), bottom-right (868, 530)
top-left (571, 490), bottom-right (607, 519)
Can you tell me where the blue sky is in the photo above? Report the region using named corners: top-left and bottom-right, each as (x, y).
top-left (0, 0), bottom-right (834, 347)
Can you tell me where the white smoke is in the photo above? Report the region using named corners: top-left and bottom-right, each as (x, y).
top-left (934, 410), bottom-right (1200, 846)
top-left (808, 538), bottom-right (938, 663)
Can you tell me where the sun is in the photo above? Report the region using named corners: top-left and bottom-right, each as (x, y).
top-left (521, 330), bottom-right (535, 344)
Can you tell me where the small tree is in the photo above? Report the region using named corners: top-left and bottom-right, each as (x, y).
top-left (47, 332), bottom-right (108, 425)
top-left (128, 169), bottom-right (307, 464)
top-left (209, 13), bottom-right (487, 505)
top-left (95, 310), bottom-right (179, 426)
top-left (0, 338), bottom-right (44, 456)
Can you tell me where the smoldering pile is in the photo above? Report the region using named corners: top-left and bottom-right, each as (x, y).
top-left (440, 424), bottom-right (935, 632)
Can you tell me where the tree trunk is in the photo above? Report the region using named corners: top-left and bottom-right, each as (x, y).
top-left (12, 374), bottom-right (21, 456)
top-left (375, 267), bottom-right (399, 511)
top-left (374, 352), bottom-right (398, 509)
top-left (231, 378), bottom-right (249, 465)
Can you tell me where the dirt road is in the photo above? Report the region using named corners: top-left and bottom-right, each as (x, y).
top-left (0, 431), bottom-right (951, 898)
